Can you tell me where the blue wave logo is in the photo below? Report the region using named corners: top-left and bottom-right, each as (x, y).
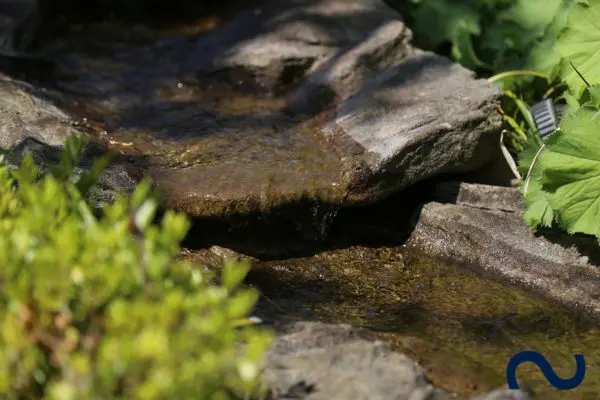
top-left (506, 351), bottom-right (586, 390)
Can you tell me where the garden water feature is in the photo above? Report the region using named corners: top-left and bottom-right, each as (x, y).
top-left (179, 187), bottom-right (600, 399)
top-left (2, 0), bottom-right (600, 398)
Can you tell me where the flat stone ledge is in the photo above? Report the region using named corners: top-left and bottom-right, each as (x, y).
top-left (432, 182), bottom-right (524, 213)
top-left (407, 200), bottom-right (600, 317)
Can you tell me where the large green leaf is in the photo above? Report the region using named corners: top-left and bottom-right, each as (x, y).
top-left (518, 136), bottom-right (555, 228)
top-left (556, 0), bottom-right (600, 97)
top-left (539, 108), bottom-right (600, 238)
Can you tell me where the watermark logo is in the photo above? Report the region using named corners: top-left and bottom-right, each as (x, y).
top-left (506, 351), bottom-right (586, 390)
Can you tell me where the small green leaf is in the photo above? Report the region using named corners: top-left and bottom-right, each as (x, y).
top-left (135, 199), bottom-right (158, 232)
top-left (10, 153), bottom-right (38, 184)
top-left (131, 178), bottom-right (153, 208)
top-left (588, 85), bottom-right (600, 107)
top-left (227, 289), bottom-right (259, 320)
top-left (518, 136), bottom-right (555, 228)
top-left (221, 259), bottom-right (250, 291)
top-left (76, 152), bottom-right (114, 196)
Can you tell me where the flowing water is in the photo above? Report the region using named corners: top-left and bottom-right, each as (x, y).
top-left (180, 192), bottom-right (600, 399)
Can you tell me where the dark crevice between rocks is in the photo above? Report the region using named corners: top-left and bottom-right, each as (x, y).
top-left (177, 157), bottom-right (512, 260)
top-left (180, 178), bottom-right (436, 259)
top-left (534, 228), bottom-right (600, 267)
top-left (0, 53), bottom-right (55, 82)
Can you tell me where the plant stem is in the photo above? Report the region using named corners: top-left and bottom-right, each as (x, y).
top-left (488, 70), bottom-right (549, 83)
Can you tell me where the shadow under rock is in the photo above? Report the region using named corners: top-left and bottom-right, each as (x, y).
top-left (181, 179), bottom-right (435, 260)
top-left (535, 227), bottom-right (600, 267)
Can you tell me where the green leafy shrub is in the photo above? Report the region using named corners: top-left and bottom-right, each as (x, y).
top-left (517, 0), bottom-right (600, 241)
top-left (0, 135), bottom-right (273, 399)
top-left (393, 0), bottom-right (571, 76)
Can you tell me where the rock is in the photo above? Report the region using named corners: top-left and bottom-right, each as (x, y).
top-left (0, 1), bottom-right (58, 80)
top-left (0, 73), bottom-right (75, 148)
top-left (472, 387), bottom-right (534, 400)
top-left (36, 0), bottom-right (501, 222)
top-left (407, 183), bottom-right (600, 317)
top-left (264, 322), bottom-right (450, 400)
top-left (455, 144), bottom-right (520, 187)
top-left (156, 18), bottom-right (501, 217)
top-left (432, 182), bottom-right (523, 213)
top-left (321, 51), bottom-right (502, 203)
top-left (264, 322), bottom-right (534, 400)
top-left (0, 74), bottom-right (142, 206)
top-left (188, 0), bottom-right (412, 99)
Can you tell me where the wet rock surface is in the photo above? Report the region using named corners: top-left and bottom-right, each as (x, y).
top-left (410, 182), bottom-right (600, 317)
top-left (21, 0), bottom-right (502, 219)
top-left (182, 225), bottom-right (600, 399)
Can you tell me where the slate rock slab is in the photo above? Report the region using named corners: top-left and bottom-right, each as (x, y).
top-left (408, 183), bottom-right (600, 317)
top-left (264, 321), bottom-right (534, 400)
top-left (320, 51), bottom-right (502, 203)
top-left (187, 0), bottom-right (412, 102)
top-left (0, 73), bottom-right (75, 148)
top-left (433, 181), bottom-right (523, 213)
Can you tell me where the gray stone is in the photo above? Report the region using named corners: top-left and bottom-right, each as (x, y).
top-left (188, 0), bottom-right (412, 99)
top-left (432, 182), bottom-right (523, 213)
top-left (0, 74), bottom-right (75, 148)
top-left (323, 51), bottom-right (502, 203)
top-left (472, 387), bottom-right (534, 400)
top-left (165, 4), bottom-right (503, 216)
top-left (15, 0), bottom-right (501, 221)
top-left (264, 322), bottom-right (450, 400)
top-left (407, 198), bottom-right (600, 317)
